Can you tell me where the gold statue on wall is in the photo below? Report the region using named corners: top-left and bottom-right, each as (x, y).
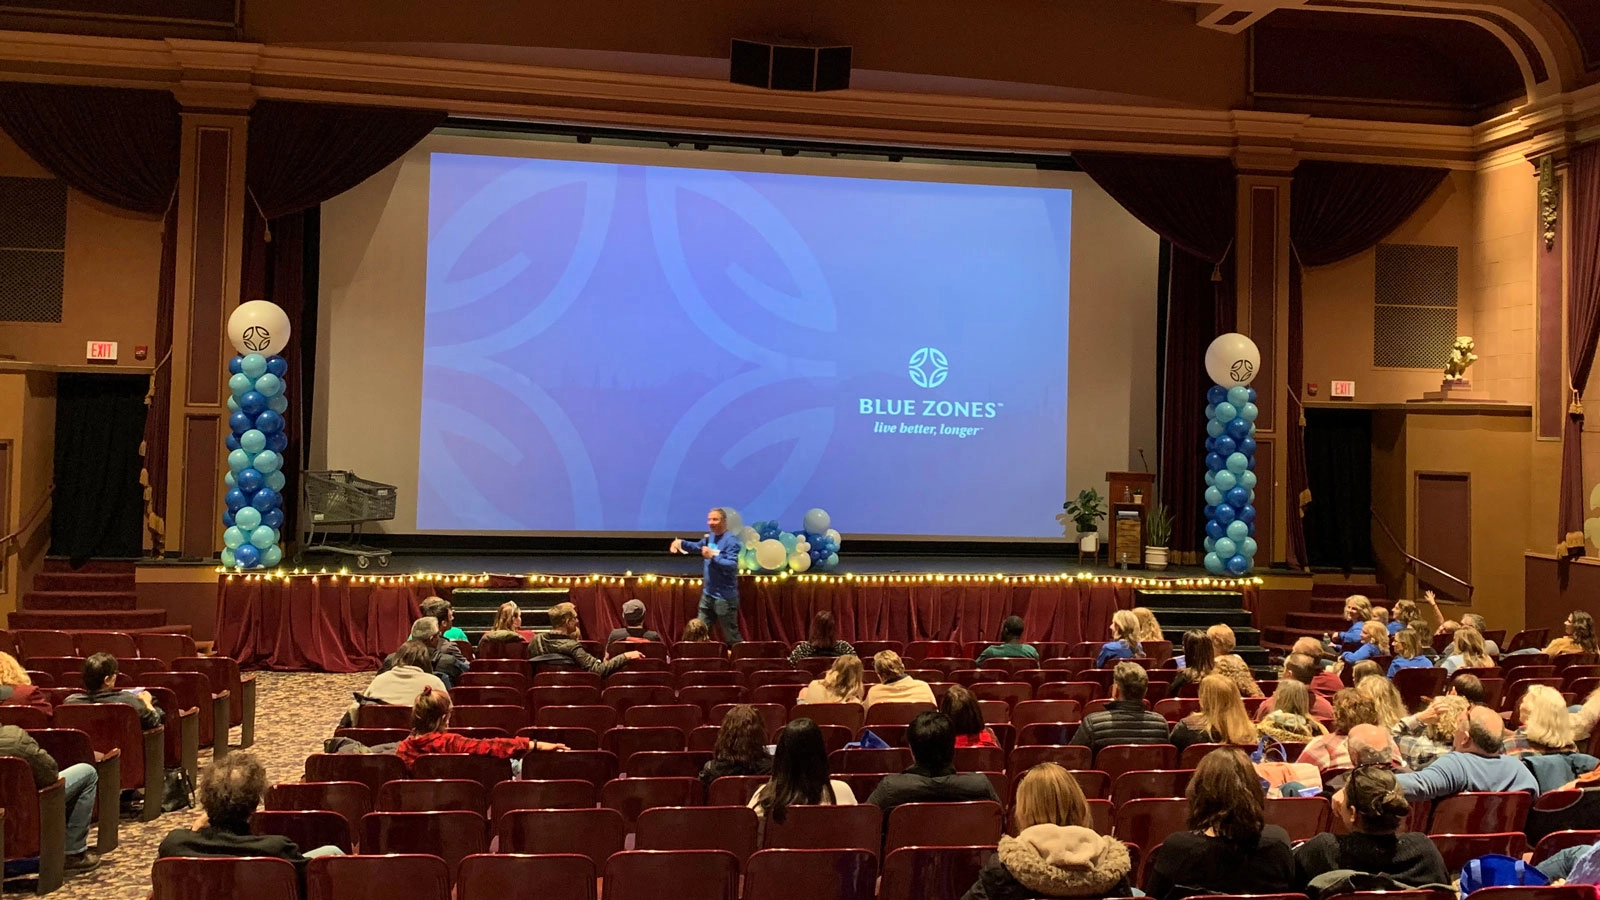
top-left (1444, 336), bottom-right (1477, 381)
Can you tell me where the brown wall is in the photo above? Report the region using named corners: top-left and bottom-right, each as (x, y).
top-left (1524, 553), bottom-right (1600, 631)
top-left (135, 567), bottom-right (218, 642)
top-left (0, 371), bottom-right (56, 618)
top-left (0, 131), bottom-right (165, 370)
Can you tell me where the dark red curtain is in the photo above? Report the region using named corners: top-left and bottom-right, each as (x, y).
top-left (1562, 143), bottom-right (1600, 553)
top-left (1288, 161), bottom-right (1449, 566)
top-left (1074, 153), bottom-right (1238, 558)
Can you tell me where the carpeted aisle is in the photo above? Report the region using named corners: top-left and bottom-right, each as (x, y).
top-left (43, 671), bottom-right (371, 900)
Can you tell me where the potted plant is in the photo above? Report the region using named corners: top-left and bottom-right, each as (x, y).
top-left (1145, 502), bottom-right (1173, 571)
top-left (1060, 489), bottom-right (1106, 555)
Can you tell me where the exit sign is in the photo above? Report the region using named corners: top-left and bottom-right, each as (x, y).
top-left (86, 341), bottom-right (118, 362)
top-left (1331, 380), bottom-right (1356, 399)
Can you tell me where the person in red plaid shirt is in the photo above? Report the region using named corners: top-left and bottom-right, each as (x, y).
top-left (396, 686), bottom-right (565, 773)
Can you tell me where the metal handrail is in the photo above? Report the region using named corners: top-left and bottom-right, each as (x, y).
top-left (0, 483), bottom-right (51, 550)
top-left (1370, 506), bottom-right (1473, 598)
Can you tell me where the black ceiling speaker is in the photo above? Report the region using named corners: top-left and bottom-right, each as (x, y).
top-left (730, 39), bottom-right (852, 92)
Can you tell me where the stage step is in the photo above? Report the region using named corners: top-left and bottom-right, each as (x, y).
top-left (8, 609), bottom-right (168, 630)
top-left (30, 572), bottom-right (135, 593)
top-left (1133, 590), bottom-right (1245, 610)
top-left (1311, 580), bottom-right (1386, 600)
top-left (450, 588), bottom-right (570, 643)
top-left (42, 558), bottom-right (137, 575)
top-left (1139, 591), bottom-right (1268, 668)
top-left (1147, 608), bottom-right (1253, 630)
top-left (21, 591), bottom-right (139, 611)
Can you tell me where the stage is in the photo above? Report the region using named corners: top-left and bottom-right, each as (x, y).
top-left (208, 551), bottom-right (1261, 674)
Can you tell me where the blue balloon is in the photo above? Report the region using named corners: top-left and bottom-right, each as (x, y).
top-left (251, 487), bottom-right (281, 511)
top-left (223, 526), bottom-right (247, 549)
top-left (225, 433), bottom-right (241, 452)
top-left (241, 354), bottom-right (268, 379)
top-left (1205, 519), bottom-right (1226, 540)
top-left (1203, 552), bottom-right (1226, 574)
top-left (1239, 504), bottom-right (1257, 524)
top-left (255, 410), bottom-right (284, 435)
top-left (1226, 452), bottom-right (1249, 474)
top-left (225, 489), bottom-right (247, 512)
top-left (1226, 520), bottom-right (1250, 542)
top-left (266, 471), bottom-right (286, 492)
top-left (228, 356), bottom-right (244, 375)
top-left (1207, 385), bottom-right (1228, 405)
top-left (228, 373), bottom-right (254, 397)
top-left (254, 373), bottom-right (283, 398)
top-left (1227, 418), bottom-right (1250, 440)
top-left (1240, 402), bottom-right (1260, 423)
top-left (1225, 486), bottom-right (1250, 508)
top-left (1214, 537), bottom-right (1237, 558)
top-left (220, 547), bottom-right (236, 567)
top-left (1227, 385), bottom-right (1250, 407)
top-left (228, 411), bottom-right (253, 435)
top-left (221, 509), bottom-right (235, 528)
top-left (1240, 537), bottom-right (1259, 558)
top-left (1213, 435), bottom-right (1236, 457)
top-left (237, 468), bottom-right (263, 493)
top-left (1206, 419), bottom-right (1225, 438)
top-left (266, 355), bottom-right (288, 377)
top-left (1213, 469), bottom-right (1237, 491)
top-left (266, 432), bottom-right (288, 453)
top-left (240, 430), bottom-right (266, 454)
top-left (1213, 401), bottom-right (1238, 422)
top-left (234, 544), bottom-right (260, 568)
top-left (1204, 437), bottom-right (1215, 453)
top-left (1214, 503), bottom-right (1237, 525)
top-left (249, 525), bottom-right (277, 549)
top-left (1205, 452), bottom-right (1224, 472)
top-left (1203, 504), bottom-right (1217, 523)
top-left (268, 395), bottom-right (288, 414)
top-left (239, 391), bottom-right (267, 416)
top-left (235, 506), bottom-right (261, 531)
top-left (1238, 436), bottom-right (1257, 457)
top-left (262, 545), bottom-right (283, 567)
top-left (227, 449), bottom-right (251, 472)
top-left (262, 508), bottom-right (284, 529)
top-left (1247, 387), bottom-right (1258, 403)
top-left (226, 396), bottom-right (239, 413)
top-left (1247, 454), bottom-right (1257, 470)
top-left (253, 450), bottom-right (281, 474)
top-left (803, 508), bottom-right (832, 534)
top-left (1226, 554), bottom-right (1250, 575)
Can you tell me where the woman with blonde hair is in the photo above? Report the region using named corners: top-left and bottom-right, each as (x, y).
top-left (1389, 599), bottom-right (1422, 635)
top-left (479, 601), bottom-right (534, 647)
top-left (1441, 626), bottom-right (1494, 674)
top-left (1339, 621), bottom-right (1387, 666)
top-left (1506, 684), bottom-right (1576, 756)
top-left (1354, 675), bottom-right (1407, 730)
top-left (1133, 607), bottom-right (1164, 643)
top-left (865, 650), bottom-right (935, 710)
top-left (962, 763), bottom-right (1132, 900)
top-left (1208, 624), bottom-right (1263, 698)
top-left (796, 654), bottom-right (864, 705)
top-left (1257, 679), bottom-right (1327, 743)
top-left (1393, 694), bottom-right (1469, 771)
top-left (0, 652), bottom-right (50, 715)
top-left (1387, 626), bottom-right (1432, 678)
top-left (1171, 674), bottom-right (1258, 752)
top-left (1096, 609), bottom-right (1145, 668)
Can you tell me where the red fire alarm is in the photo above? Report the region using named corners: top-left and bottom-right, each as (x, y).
top-left (134, 345), bottom-right (148, 361)
top-left (1308, 382), bottom-right (1319, 397)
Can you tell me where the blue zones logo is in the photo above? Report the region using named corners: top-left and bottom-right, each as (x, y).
top-left (908, 347), bottom-right (949, 388)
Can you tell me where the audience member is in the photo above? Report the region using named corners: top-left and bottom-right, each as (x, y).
top-left (1349, 659), bottom-right (1383, 685)
top-left (529, 602), bottom-right (640, 676)
top-left (864, 651), bottom-right (935, 711)
top-left (1145, 749), bottom-right (1295, 900)
top-left (1394, 706), bottom-right (1538, 801)
top-left (1334, 596), bottom-right (1374, 646)
top-left (420, 596), bottom-right (466, 643)
top-left (1255, 653), bottom-right (1334, 719)
top-left (1291, 637), bottom-right (1344, 694)
top-left (1387, 627), bottom-right (1432, 678)
top-left (1258, 680), bottom-right (1328, 743)
top-left (66, 652), bottom-right (163, 729)
top-left (1208, 624), bottom-right (1263, 698)
top-left (1355, 675), bottom-right (1407, 730)
top-left (0, 651), bottom-right (53, 714)
top-left (699, 704), bottom-right (773, 787)
top-left (158, 752), bottom-right (340, 864)
top-left (866, 712), bottom-right (1000, 820)
top-left (0, 723), bottom-right (98, 873)
top-left (1319, 723), bottom-right (1404, 798)
top-left (605, 599), bottom-right (663, 645)
top-left (1170, 674), bottom-right (1258, 752)
top-left (788, 610), bottom-right (855, 665)
top-left (942, 684), bottom-right (1001, 749)
top-left (1389, 599), bottom-right (1421, 637)
top-left (680, 618), bottom-right (714, 643)
top-left (1371, 607), bottom-right (1391, 630)
top-left (1294, 765), bottom-right (1449, 891)
top-left (1440, 626), bottom-right (1493, 675)
top-left (797, 654), bottom-right (865, 705)
top-left (1393, 695), bottom-right (1469, 772)
top-left (1095, 610), bottom-right (1144, 668)
top-left (1505, 684), bottom-right (1578, 756)
top-left (1543, 611), bottom-right (1598, 657)
top-left (1133, 607), bottom-right (1165, 644)
top-left (479, 602), bottom-right (535, 647)
top-left (396, 686), bottom-right (563, 773)
top-left (350, 640), bottom-right (446, 722)
top-left (1300, 690), bottom-right (1381, 772)
top-left (1068, 662), bottom-right (1170, 753)
top-left (749, 718), bottom-right (857, 828)
top-left (1459, 612), bottom-right (1499, 655)
top-left (1340, 622), bottom-right (1387, 666)
top-left (961, 763), bottom-right (1132, 900)
top-left (1448, 674), bottom-right (1485, 705)
top-left (379, 617), bottom-right (468, 686)
top-left (978, 616), bottom-right (1039, 663)
top-left (1166, 630), bottom-right (1215, 697)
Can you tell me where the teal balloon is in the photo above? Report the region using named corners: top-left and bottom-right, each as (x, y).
top-left (1214, 537), bottom-right (1237, 558)
top-left (1203, 536), bottom-right (1215, 553)
top-left (1240, 470), bottom-right (1258, 489)
top-left (234, 506), bottom-right (261, 531)
top-left (262, 545), bottom-right (283, 567)
top-left (227, 449), bottom-right (251, 472)
top-left (1204, 470), bottom-right (1215, 487)
top-left (1214, 401), bottom-right (1238, 422)
top-left (1226, 452), bottom-right (1249, 474)
top-left (220, 547), bottom-right (236, 567)
top-left (224, 472), bottom-right (236, 487)
top-left (254, 373), bottom-right (283, 398)
top-left (824, 552), bottom-right (839, 570)
top-left (1226, 520), bottom-right (1250, 542)
top-left (253, 450), bottom-right (281, 474)
top-left (223, 526), bottom-right (246, 549)
top-left (1213, 470), bottom-right (1237, 491)
top-left (1203, 552), bottom-right (1226, 574)
top-left (1240, 402), bottom-right (1259, 423)
top-left (1227, 386), bottom-right (1250, 407)
top-left (228, 373), bottom-right (254, 396)
top-left (241, 354), bottom-right (268, 379)
top-left (1206, 419), bottom-right (1225, 438)
top-left (1204, 486), bottom-right (1223, 506)
top-left (240, 430), bottom-right (266, 454)
top-left (249, 525), bottom-right (277, 549)
top-left (1204, 404), bottom-right (1215, 421)
top-left (1240, 537), bottom-right (1259, 558)
top-left (226, 396), bottom-right (240, 413)
top-left (268, 395), bottom-right (288, 414)
top-left (266, 470), bottom-right (286, 492)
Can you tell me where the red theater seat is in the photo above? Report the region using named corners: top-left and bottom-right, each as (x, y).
top-left (490, 778), bottom-right (595, 815)
top-left (303, 753), bottom-right (407, 796)
top-left (603, 850), bottom-right (739, 900)
top-left (636, 805), bottom-right (760, 867)
top-left (252, 809), bottom-right (354, 854)
top-left (457, 853), bottom-right (596, 900)
top-left (884, 801), bottom-right (1003, 855)
top-left (760, 803), bottom-right (882, 853)
top-left (306, 854), bottom-right (451, 900)
top-left (498, 808), bottom-right (626, 863)
top-left (172, 656), bottom-right (255, 747)
top-left (879, 846), bottom-right (991, 900)
top-left (0, 755), bottom-right (66, 892)
top-left (266, 781), bottom-right (370, 849)
top-left (54, 700), bottom-right (163, 820)
top-left (706, 775), bottom-right (768, 806)
top-left (362, 810), bottom-right (487, 881)
top-left (601, 776), bottom-right (704, 828)
top-left (412, 753), bottom-right (514, 792)
top-left (152, 856), bottom-right (299, 900)
top-left (744, 849), bottom-right (877, 900)
top-left (375, 778), bottom-right (487, 815)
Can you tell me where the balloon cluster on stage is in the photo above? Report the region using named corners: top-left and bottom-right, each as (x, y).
top-left (1202, 333), bottom-right (1261, 576)
top-left (221, 301), bottom-right (292, 570)
top-left (723, 507), bottom-right (843, 574)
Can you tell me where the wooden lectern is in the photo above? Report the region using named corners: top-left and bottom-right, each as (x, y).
top-left (1106, 471), bottom-right (1156, 568)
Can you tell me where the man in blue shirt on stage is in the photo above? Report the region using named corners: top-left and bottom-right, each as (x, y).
top-left (670, 507), bottom-right (744, 644)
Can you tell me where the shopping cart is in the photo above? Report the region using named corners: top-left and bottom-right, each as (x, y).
top-left (302, 470), bottom-right (397, 568)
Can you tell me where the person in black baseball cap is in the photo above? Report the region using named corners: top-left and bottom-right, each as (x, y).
top-left (606, 598), bottom-right (662, 648)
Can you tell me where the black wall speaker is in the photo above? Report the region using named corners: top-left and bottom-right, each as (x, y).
top-left (730, 39), bottom-right (852, 91)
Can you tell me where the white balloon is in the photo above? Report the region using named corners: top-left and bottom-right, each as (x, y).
top-left (754, 539), bottom-right (787, 570)
top-left (824, 528), bottom-right (842, 547)
top-left (1205, 332), bottom-right (1261, 387)
top-left (740, 526), bottom-right (760, 546)
top-left (721, 508), bottom-right (744, 533)
top-left (796, 541), bottom-right (810, 553)
top-left (228, 300), bottom-right (291, 356)
top-left (788, 552), bottom-right (812, 572)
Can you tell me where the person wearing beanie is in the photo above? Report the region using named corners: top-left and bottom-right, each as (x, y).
top-left (606, 599), bottom-right (663, 646)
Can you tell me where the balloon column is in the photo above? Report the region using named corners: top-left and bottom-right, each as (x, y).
top-left (220, 301), bottom-right (292, 570)
top-left (729, 507), bottom-right (844, 574)
top-left (1202, 333), bottom-right (1261, 576)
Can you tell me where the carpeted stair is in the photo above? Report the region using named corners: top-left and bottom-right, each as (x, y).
top-left (1261, 571), bottom-right (1388, 652)
top-left (10, 559), bottom-right (170, 631)
top-left (1133, 589), bottom-right (1270, 675)
top-left (447, 587), bottom-right (571, 644)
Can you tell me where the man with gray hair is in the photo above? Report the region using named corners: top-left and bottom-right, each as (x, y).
top-left (378, 616), bottom-right (469, 686)
top-left (1461, 614), bottom-right (1500, 656)
top-left (1395, 706), bottom-right (1537, 801)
